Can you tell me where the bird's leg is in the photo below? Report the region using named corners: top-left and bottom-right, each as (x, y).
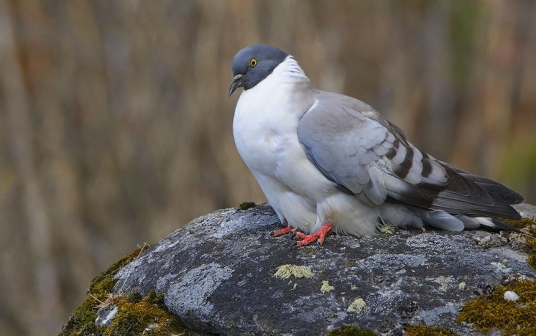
top-left (294, 222), bottom-right (333, 247)
top-left (273, 225), bottom-right (294, 237)
top-left (273, 220), bottom-right (298, 237)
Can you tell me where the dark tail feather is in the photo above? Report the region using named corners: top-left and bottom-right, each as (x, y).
top-left (475, 217), bottom-right (521, 233)
top-left (429, 166), bottom-right (522, 220)
top-left (466, 178), bottom-right (524, 205)
top-left (442, 163), bottom-right (524, 205)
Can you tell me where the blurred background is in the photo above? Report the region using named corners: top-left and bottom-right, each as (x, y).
top-left (0, 0), bottom-right (535, 334)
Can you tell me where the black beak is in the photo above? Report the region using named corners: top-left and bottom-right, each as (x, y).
top-left (228, 74), bottom-right (243, 96)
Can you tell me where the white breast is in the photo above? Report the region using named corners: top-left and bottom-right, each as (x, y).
top-left (232, 59), bottom-right (333, 231)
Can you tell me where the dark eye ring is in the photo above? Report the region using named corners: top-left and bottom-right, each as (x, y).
top-left (250, 58), bottom-right (258, 67)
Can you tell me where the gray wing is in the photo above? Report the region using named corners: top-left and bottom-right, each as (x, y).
top-left (297, 93), bottom-right (522, 219)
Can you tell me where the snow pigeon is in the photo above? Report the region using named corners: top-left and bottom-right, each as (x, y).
top-left (228, 44), bottom-right (524, 247)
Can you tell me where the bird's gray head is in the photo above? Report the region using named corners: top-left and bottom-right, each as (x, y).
top-left (228, 44), bottom-right (288, 96)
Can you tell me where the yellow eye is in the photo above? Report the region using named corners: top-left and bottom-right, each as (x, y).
top-left (250, 58), bottom-right (258, 67)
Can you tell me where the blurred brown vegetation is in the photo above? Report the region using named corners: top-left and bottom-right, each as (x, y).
top-left (0, 0), bottom-right (535, 335)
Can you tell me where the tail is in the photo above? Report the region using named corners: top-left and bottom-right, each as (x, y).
top-left (419, 210), bottom-right (521, 233)
top-left (418, 164), bottom-right (523, 232)
top-left (444, 163), bottom-right (524, 205)
top-left (380, 205), bottom-right (521, 232)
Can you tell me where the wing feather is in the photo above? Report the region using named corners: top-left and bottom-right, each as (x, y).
top-left (297, 92), bottom-right (521, 220)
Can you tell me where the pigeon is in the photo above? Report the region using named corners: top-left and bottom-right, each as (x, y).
top-left (228, 44), bottom-right (524, 247)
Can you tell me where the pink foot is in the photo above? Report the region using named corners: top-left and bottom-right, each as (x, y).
top-left (295, 223), bottom-right (333, 247)
top-left (273, 225), bottom-right (294, 237)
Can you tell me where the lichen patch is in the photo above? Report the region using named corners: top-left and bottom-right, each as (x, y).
top-left (380, 224), bottom-right (396, 234)
top-left (273, 264), bottom-right (313, 279)
top-left (320, 280), bottom-right (335, 293)
top-left (347, 298), bottom-right (366, 313)
top-left (427, 276), bottom-right (454, 292)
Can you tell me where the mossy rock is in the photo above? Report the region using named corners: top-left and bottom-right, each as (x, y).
top-left (457, 215), bottom-right (536, 336)
top-left (457, 279), bottom-right (536, 336)
top-left (502, 216), bottom-right (536, 270)
top-left (405, 325), bottom-right (458, 336)
top-left (59, 246), bottom-right (194, 336)
top-left (238, 201), bottom-right (257, 210)
top-left (60, 205), bottom-right (536, 335)
top-left (328, 326), bottom-right (377, 335)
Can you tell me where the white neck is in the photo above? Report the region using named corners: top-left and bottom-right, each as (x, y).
top-left (272, 56), bottom-right (310, 86)
top-left (234, 55), bottom-right (313, 123)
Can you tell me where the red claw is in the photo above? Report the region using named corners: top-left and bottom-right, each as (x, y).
top-left (273, 225), bottom-right (294, 237)
top-left (295, 222), bottom-right (333, 247)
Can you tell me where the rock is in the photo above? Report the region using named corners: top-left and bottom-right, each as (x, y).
top-left (95, 305), bottom-right (118, 327)
top-left (503, 290), bottom-right (519, 301)
top-left (112, 203), bottom-right (536, 335)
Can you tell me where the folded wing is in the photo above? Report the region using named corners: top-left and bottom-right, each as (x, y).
top-left (297, 93), bottom-right (522, 221)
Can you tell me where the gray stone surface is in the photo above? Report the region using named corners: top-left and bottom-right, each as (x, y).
top-left (95, 305), bottom-right (118, 327)
top-left (113, 203), bottom-right (536, 336)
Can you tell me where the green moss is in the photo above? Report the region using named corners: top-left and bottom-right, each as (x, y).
top-left (327, 326), bottom-right (377, 336)
top-left (454, 216), bottom-right (536, 335)
top-left (501, 216), bottom-right (536, 270)
top-left (62, 248), bottom-right (145, 336)
top-left (528, 255), bottom-right (536, 270)
top-left (238, 201), bottom-right (256, 210)
top-left (89, 247), bottom-right (146, 294)
top-left (60, 296), bottom-right (105, 336)
top-left (457, 279), bottom-right (536, 336)
top-left (501, 216), bottom-right (536, 230)
top-left (405, 325), bottom-right (458, 336)
top-left (60, 246), bottom-right (192, 336)
top-left (456, 216), bottom-right (536, 335)
top-left (127, 291), bottom-right (143, 303)
top-left (104, 295), bottom-right (185, 336)
top-left (146, 290), bottom-right (166, 308)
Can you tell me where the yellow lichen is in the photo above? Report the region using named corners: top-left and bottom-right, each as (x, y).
top-left (428, 276), bottom-right (453, 292)
top-left (273, 264), bottom-right (313, 279)
top-left (380, 224), bottom-right (396, 234)
top-left (347, 298), bottom-right (366, 313)
top-left (320, 280), bottom-right (335, 293)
